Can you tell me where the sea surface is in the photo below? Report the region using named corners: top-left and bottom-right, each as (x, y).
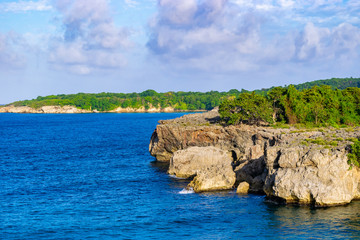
top-left (0, 113), bottom-right (359, 239)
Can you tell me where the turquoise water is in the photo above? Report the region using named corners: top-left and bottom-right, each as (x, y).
top-left (0, 113), bottom-right (359, 239)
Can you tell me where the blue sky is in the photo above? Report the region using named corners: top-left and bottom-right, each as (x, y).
top-left (0, 0), bottom-right (360, 103)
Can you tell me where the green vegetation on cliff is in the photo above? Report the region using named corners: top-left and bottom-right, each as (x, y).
top-left (348, 139), bottom-right (360, 168)
top-left (220, 85), bottom-right (360, 127)
top-left (253, 77), bottom-right (360, 95)
top-left (8, 77), bottom-right (360, 112)
top-left (219, 92), bottom-right (273, 125)
top-left (11, 90), bottom-right (236, 111)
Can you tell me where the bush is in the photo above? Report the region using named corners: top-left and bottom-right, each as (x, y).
top-left (219, 92), bottom-right (273, 125)
top-left (348, 139), bottom-right (360, 168)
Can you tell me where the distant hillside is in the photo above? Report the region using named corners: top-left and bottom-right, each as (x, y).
top-left (9, 90), bottom-right (240, 112)
top-left (253, 77), bottom-right (360, 95)
top-left (293, 77), bottom-right (360, 90)
top-left (6, 77), bottom-right (360, 112)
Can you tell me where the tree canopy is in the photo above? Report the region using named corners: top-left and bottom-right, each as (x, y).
top-left (219, 85), bottom-right (360, 127)
top-left (8, 77), bottom-right (360, 114)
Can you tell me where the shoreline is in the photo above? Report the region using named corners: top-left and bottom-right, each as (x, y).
top-left (0, 105), bottom-right (207, 114)
top-left (149, 108), bottom-right (360, 207)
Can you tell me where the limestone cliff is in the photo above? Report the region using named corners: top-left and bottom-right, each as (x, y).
top-left (110, 106), bottom-right (176, 113)
top-left (149, 109), bottom-right (360, 206)
top-left (0, 105), bottom-right (202, 113)
top-left (0, 105), bottom-right (91, 113)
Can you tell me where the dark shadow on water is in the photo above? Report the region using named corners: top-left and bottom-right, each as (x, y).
top-left (263, 199), bottom-right (360, 238)
top-left (150, 161), bottom-right (169, 174)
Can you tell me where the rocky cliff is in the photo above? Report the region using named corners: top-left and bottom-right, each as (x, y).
top-left (149, 109), bottom-right (360, 206)
top-left (0, 105), bottom-right (92, 113)
top-left (0, 105), bottom-right (202, 113)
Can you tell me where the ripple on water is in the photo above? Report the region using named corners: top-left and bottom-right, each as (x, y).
top-left (0, 113), bottom-right (359, 240)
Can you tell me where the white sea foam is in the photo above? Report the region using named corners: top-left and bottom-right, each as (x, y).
top-left (169, 174), bottom-right (186, 180)
top-left (179, 187), bottom-right (194, 194)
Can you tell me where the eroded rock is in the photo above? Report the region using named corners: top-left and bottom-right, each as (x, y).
top-left (168, 146), bottom-right (236, 192)
top-left (236, 182), bottom-right (250, 194)
top-left (150, 109), bottom-right (360, 206)
top-left (264, 147), bottom-right (360, 206)
top-left (0, 105), bottom-right (90, 113)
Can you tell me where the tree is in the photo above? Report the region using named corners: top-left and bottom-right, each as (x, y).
top-left (348, 139), bottom-right (360, 168)
top-left (268, 87), bottom-right (286, 122)
top-left (219, 92), bottom-right (273, 125)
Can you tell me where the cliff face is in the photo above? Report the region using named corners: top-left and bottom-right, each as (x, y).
top-left (0, 105), bottom-right (202, 113)
top-left (110, 106), bottom-right (176, 113)
top-left (0, 105), bottom-right (91, 113)
top-left (149, 109), bottom-right (360, 206)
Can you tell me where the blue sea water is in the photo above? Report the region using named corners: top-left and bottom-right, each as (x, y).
top-left (0, 113), bottom-right (359, 240)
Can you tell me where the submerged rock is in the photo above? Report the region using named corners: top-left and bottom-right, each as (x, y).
top-left (236, 182), bottom-right (250, 194)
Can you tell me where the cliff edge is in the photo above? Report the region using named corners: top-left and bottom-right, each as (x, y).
top-left (149, 108), bottom-right (360, 206)
top-left (0, 105), bottom-right (91, 113)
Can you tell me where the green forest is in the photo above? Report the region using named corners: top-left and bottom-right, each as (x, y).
top-left (11, 90), bottom-right (235, 111)
top-left (219, 85), bottom-right (360, 127)
top-left (9, 77), bottom-right (360, 113)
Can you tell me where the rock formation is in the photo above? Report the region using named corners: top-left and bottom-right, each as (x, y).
top-left (0, 105), bottom-right (91, 113)
top-left (149, 108), bottom-right (360, 206)
top-left (168, 146), bottom-right (235, 192)
top-left (237, 182), bottom-right (250, 194)
top-left (110, 105), bottom-right (176, 113)
top-left (0, 105), bottom-right (200, 113)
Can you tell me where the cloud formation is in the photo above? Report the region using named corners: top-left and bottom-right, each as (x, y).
top-left (124, 0), bottom-right (139, 8)
top-left (49, 0), bottom-right (132, 74)
top-left (0, 33), bottom-right (27, 69)
top-left (147, 0), bottom-right (360, 73)
top-left (0, 0), bottom-right (52, 12)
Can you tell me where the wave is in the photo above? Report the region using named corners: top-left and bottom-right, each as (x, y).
top-left (179, 187), bottom-right (194, 194)
top-left (169, 174), bottom-right (187, 180)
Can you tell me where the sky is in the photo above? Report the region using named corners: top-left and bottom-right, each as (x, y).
top-left (0, 0), bottom-right (360, 103)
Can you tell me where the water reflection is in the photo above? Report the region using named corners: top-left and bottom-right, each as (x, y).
top-left (265, 201), bottom-right (360, 239)
top-left (150, 161), bottom-right (360, 239)
top-left (150, 161), bottom-right (169, 174)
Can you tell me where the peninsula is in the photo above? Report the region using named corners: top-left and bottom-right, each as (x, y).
top-left (149, 108), bottom-right (360, 206)
top-left (149, 83), bottom-right (360, 206)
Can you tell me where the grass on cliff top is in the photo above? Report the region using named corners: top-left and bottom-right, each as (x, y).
top-left (271, 122), bottom-right (359, 131)
top-left (301, 138), bottom-right (339, 147)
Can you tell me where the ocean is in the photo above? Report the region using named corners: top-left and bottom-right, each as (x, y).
top-left (0, 113), bottom-right (359, 239)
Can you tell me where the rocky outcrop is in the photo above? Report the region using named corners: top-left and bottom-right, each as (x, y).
top-left (110, 106), bottom-right (181, 113)
top-left (264, 146), bottom-right (360, 206)
top-left (168, 146), bottom-right (236, 192)
top-left (237, 182), bottom-right (250, 194)
top-left (0, 105), bottom-right (91, 113)
top-left (1, 105), bottom-right (202, 113)
top-left (149, 109), bottom-right (360, 206)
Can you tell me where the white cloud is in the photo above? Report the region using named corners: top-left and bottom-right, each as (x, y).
top-left (279, 0), bottom-right (295, 8)
top-left (49, 0), bottom-right (132, 74)
top-left (147, 0), bottom-right (360, 74)
top-left (124, 0), bottom-right (139, 8)
top-left (147, 0), bottom-right (265, 71)
top-left (0, 33), bottom-right (27, 69)
top-left (0, 0), bottom-right (52, 12)
top-left (294, 22), bottom-right (360, 62)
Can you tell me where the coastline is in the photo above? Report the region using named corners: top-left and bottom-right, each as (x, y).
top-left (0, 105), bottom-right (207, 114)
top-left (149, 108), bottom-right (360, 207)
